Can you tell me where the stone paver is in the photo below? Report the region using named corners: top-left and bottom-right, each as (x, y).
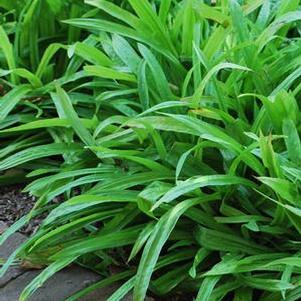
top-left (0, 230), bottom-right (27, 287)
top-left (0, 225), bottom-right (154, 300)
top-left (1, 266), bottom-right (121, 301)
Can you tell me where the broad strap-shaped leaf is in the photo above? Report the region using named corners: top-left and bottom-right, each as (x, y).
top-left (0, 143), bottom-right (82, 171)
top-left (134, 198), bottom-right (211, 301)
top-left (53, 85), bottom-right (95, 146)
top-left (152, 175), bottom-right (255, 210)
top-left (0, 85), bottom-right (31, 120)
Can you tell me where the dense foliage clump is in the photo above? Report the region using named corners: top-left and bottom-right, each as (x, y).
top-left (1, 0), bottom-right (301, 300)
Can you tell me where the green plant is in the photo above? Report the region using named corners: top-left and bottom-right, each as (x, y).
top-left (0, 0), bottom-right (301, 300)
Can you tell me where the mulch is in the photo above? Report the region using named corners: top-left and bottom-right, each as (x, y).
top-left (0, 185), bottom-right (40, 236)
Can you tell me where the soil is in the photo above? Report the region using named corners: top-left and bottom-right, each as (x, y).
top-left (0, 185), bottom-right (40, 235)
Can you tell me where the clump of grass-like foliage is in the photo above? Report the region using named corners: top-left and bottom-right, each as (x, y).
top-left (1, 0), bottom-right (301, 300)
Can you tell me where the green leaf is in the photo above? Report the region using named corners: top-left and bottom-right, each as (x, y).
top-left (72, 42), bottom-right (113, 67)
top-left (0, 85), bottom-right (31, 120)
top-left (193, 62), bottom-right (251, 105)
top-left (258, 177), bottom-right (300, 205)
top-left (133, 198), bottom-right (205, 301)
top-left (137, 60), bottom-right (150, 110)
top-left (152, 175), bottom-right (254, 210)
top-left (0, 68), bottom-right (42, 88)
top-left (84, 65), bottom-right (136, 82)
top-left (128, 222), bottom-right (155, 262)
top-left (195, 276), bottom-right (221, 301)
top-left (53, 86), bottom-right (95, 146)
top-left (51, 225), bottom-right (143, 259)
top-left (282, 119), bottom-right (301, 165)
top-left (0, 143), bottom-right (82, 171)
top-left (138, 43), bottom-right (172, 100)
top-left (112, 34), bottom-right (141, 73)
top-left (64, 271), bottom-right (134, 301)
top-left (0, 25), bottom-right (18, 84)
top-left (107, 276), bottom-right (136, 301)
top-left (159, 0), bottom-right (171, 23)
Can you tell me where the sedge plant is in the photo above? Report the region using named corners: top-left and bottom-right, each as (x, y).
top-left (0, 0), bottom-right (301, 300)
